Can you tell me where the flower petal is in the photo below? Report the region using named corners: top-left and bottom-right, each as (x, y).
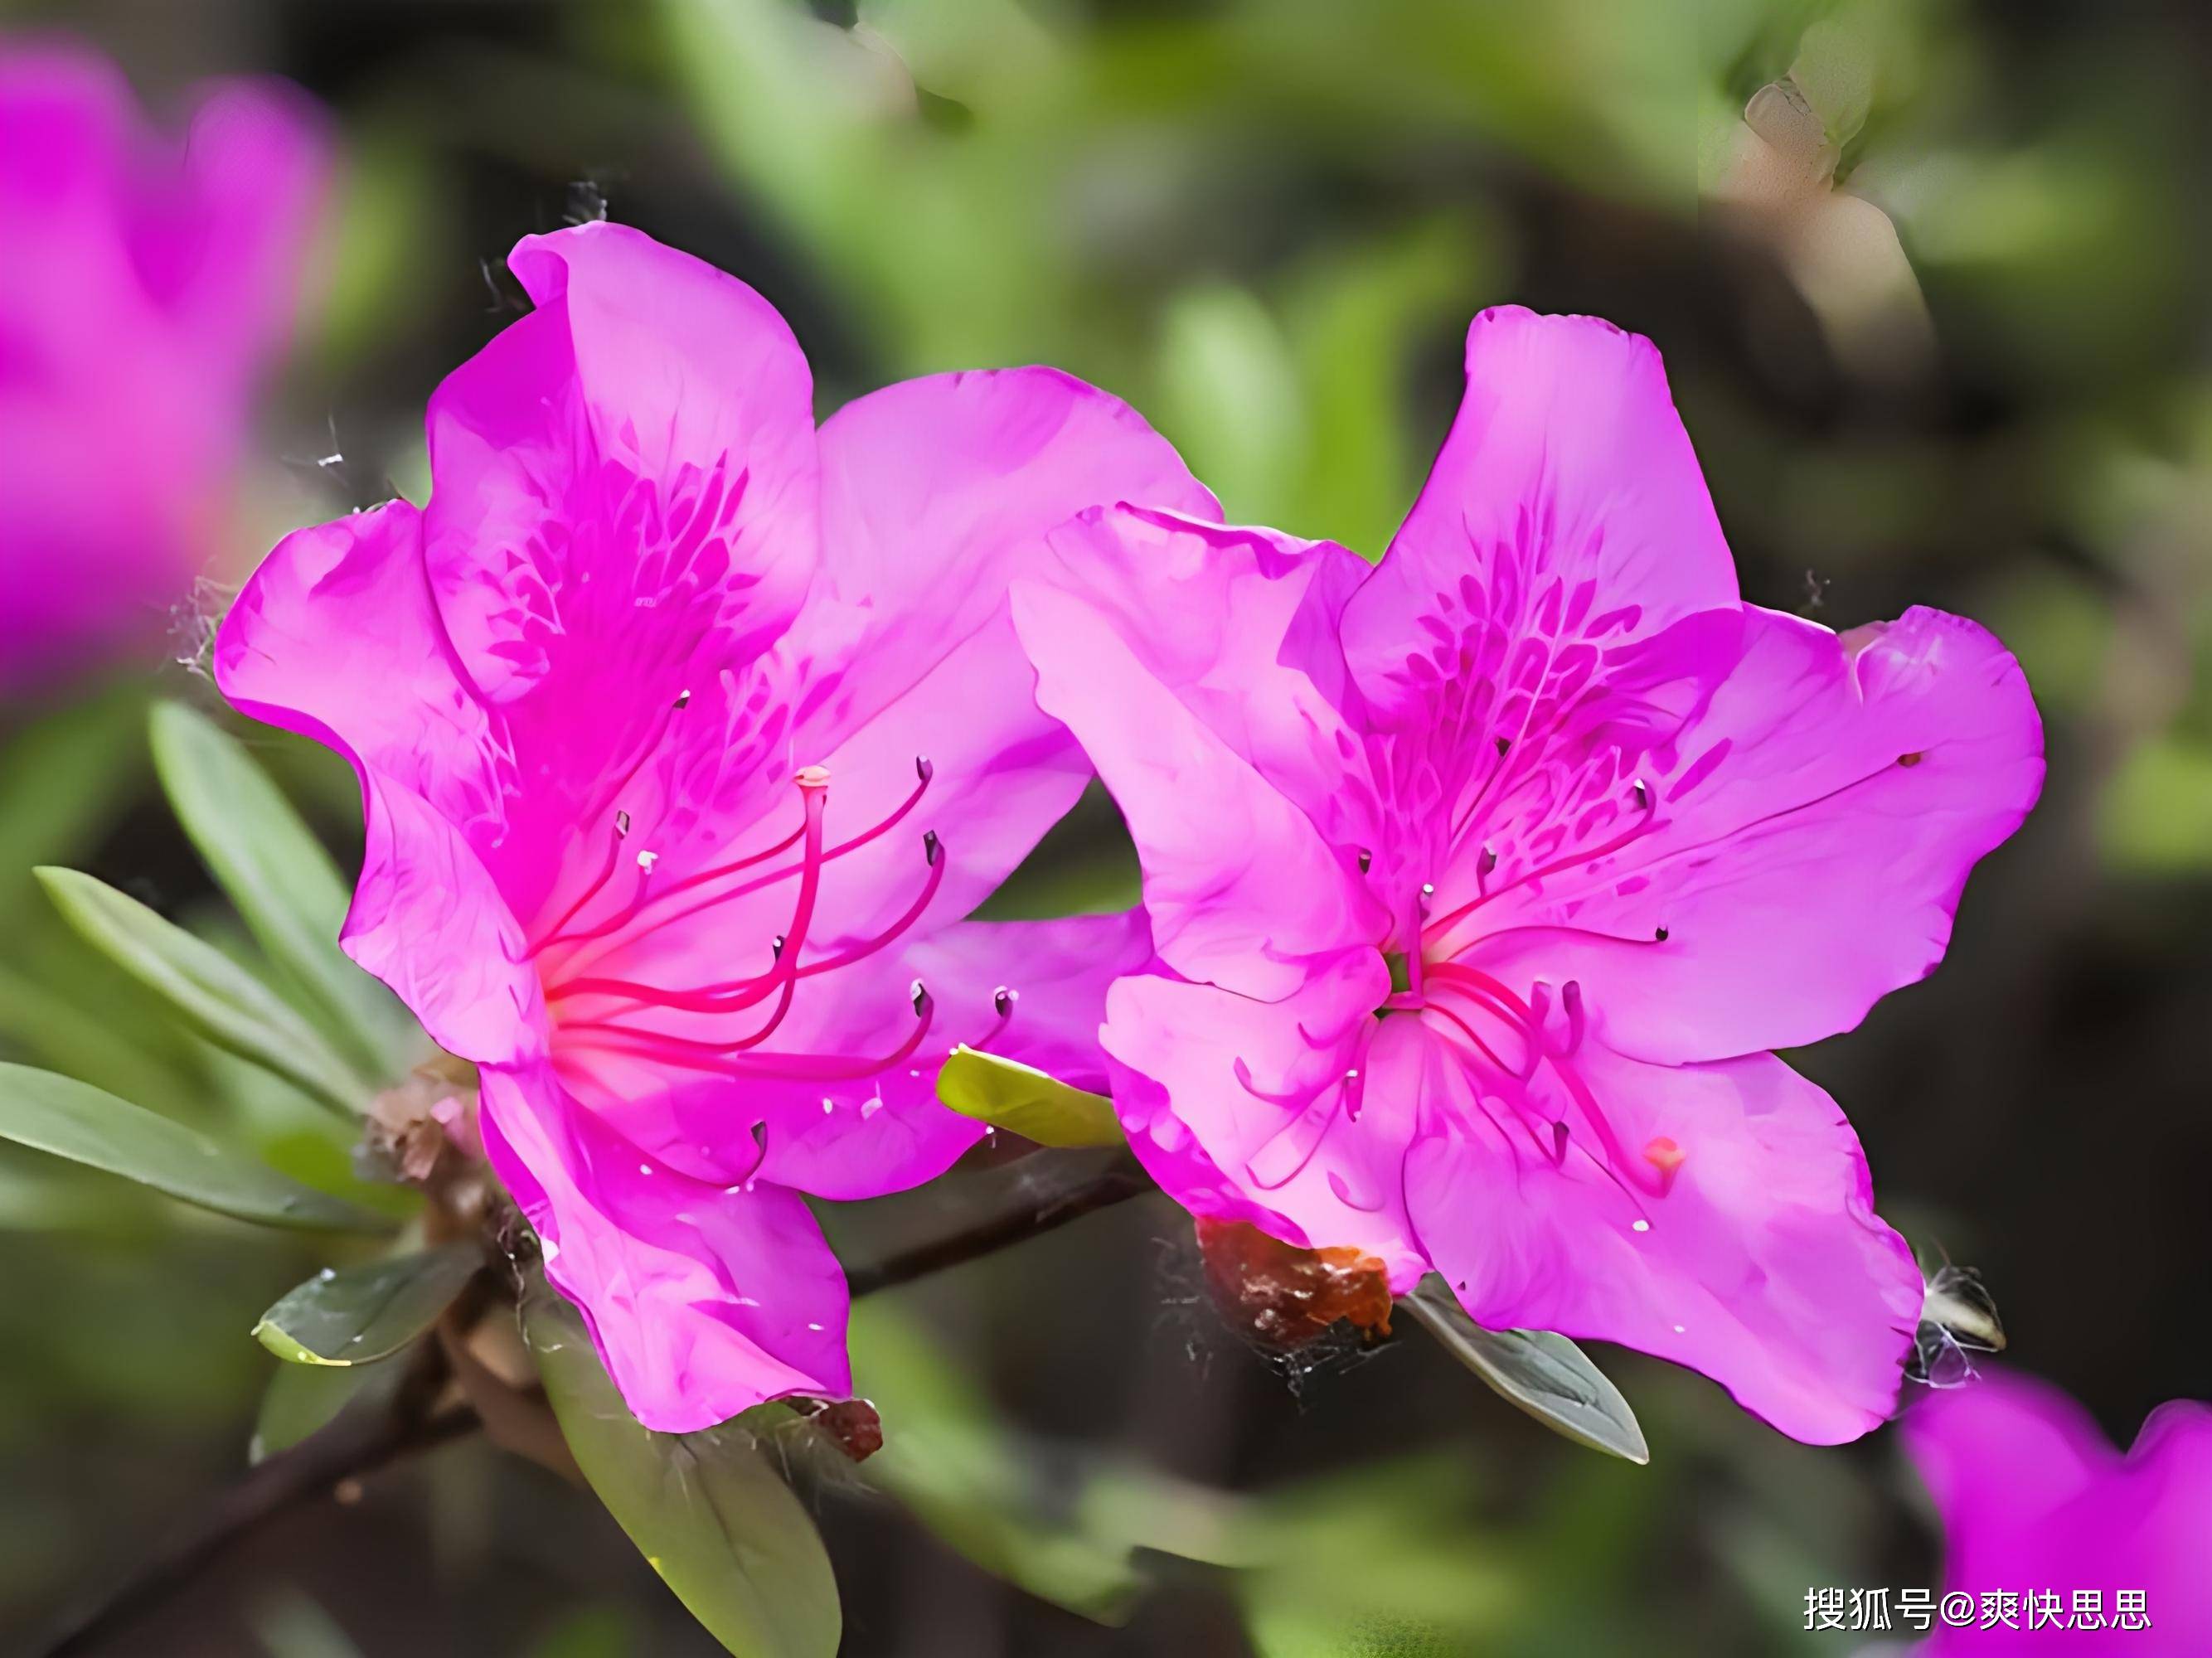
top-left (803, 366), bottom-right (1219, 739)
top-left (419, 223), bottom-right (821, 916)
top-left (481, 1059), bottom-right (850, 1433)
top-left (215, 502), bottom-right (541, 1064)
top-left (1341, 307), bottom-right (1740, 733)
top-left (1461, 604), bottom-right (2044, 1063)
top-left (1102, 957), bottom-right (1427, 1290)
top-left (1904, 1375), bottom-right (2212, 1653)
top-left (1013, 565), bottom-right (1379, 1001)
top-left (1403, 1038), bottom-right (1921, 1444)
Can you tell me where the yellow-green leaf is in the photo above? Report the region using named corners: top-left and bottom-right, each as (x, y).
top-left (935, 1046), bottom-right (1122, 1148)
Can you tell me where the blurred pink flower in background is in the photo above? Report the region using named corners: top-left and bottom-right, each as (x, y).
top-left (1905, 1371), bottom-right (2212, 1651)
top-left (218, 222), bottom-right (1207, 1429)
top-left (0, 39), bottom-right (327, 691)
top-left (1012, 308), bottom-right (2044, 1444)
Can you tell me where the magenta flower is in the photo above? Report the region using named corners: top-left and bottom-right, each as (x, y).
top-left (0, 39), bottom-right (327, 691)
top-left (216, 222), bottom-right (1211, 1429)
top-left (1010, 309), bottom-right (2043, 1442)
top-left (1904, 1371), bottom-right (2212, 1651)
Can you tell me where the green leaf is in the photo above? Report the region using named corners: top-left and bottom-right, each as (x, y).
top-left (253, 1245), bottom-right (482, 1366)
top-left (35, 866), bottom-right (368, 1117)
top-left (935, 1046), bottom-right (1123, 1148)
top-left (0, 1062), bottom-right (390, 1232)
top-left (0, 684), bottom-right (147, 931)
top-left (250, 1358), bottom-right (396, 1463)
top-left (522, 1282), bottom-right (841, 1658)
top-left (1400, 1277), bottom-right (1649, 1465)
top-left (150, 702), bottom-right (404, 1079)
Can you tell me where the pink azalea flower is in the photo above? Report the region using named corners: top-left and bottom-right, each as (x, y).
top-left (0, 39), bottom-right (327, 690)
top-left (1009, 309), bottom-right (2043, 1443)
top-left (1904, 1371), bottom-right (2212, 1651)
top-left (216, 222), bottom-right (1210, 1429)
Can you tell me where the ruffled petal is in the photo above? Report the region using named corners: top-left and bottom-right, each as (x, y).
top-left (419, 223), bottom-right (821, 916)
top-left (1459, 605), bottom-right (2044, 1063)
top-left (1341, 308), bottom-right (1741, 734)
top-left (1013, 572), bottom-right (1380, 1001)
top-left (215, 502), bottom-right (541, 1063)
top-left (481, 1059), bottom-right (850, 1433)
top-left (1102, 957), bottom-right (1426, 1290)
top-left (1403, 1037), bottom-right (1921, 1444)
top-left (802, 366), bottom-right (1219, 739)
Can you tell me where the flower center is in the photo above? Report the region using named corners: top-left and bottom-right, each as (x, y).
top-left (520, 750), bottom-right (1011, 1089)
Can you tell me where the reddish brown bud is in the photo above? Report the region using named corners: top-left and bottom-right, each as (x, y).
top-left (1193, 1217), bottom-right (1394, 1351)
top-left (787, 1395), bottom-right (885, 1462)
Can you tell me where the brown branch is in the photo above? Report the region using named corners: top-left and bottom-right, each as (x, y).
top-left (32, 1152), bottom-right (1156, 1656)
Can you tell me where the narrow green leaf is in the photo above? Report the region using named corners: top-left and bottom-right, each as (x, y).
top-left (0, 684), bottom-right (146, 930)
top-left (35, 866), bottom-right (366, 1117)
top-left (523, 1282), bottom-right (841, 1658)
top-left (1401, 1277), bottom-right (1649, 1465)
top-left (150, 702), bottom-right (402, 1079)
top-left (936, 1045), bottom-right (1123, 1148)
top-left (253, 1245), bottom-right (482, 1366)
top-left (0, 1062), bottom-right (390, 1231)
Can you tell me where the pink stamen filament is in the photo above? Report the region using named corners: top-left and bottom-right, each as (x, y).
top-left (532, 764), bottom-right (930, 967)
top-left (1420, 961), bottom-right (1665, 1204)
top-left (548, 840), bottom-right (948, 1012)
top-left (571, 993), bottom-right (936, 1084)
top-left (1423, 785), bottom-right (1659, 953)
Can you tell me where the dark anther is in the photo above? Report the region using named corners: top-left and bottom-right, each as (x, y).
top-left (910, 979), bottom-right (932, 1017)
top-left (672, 689), bottom-right (691, 710)
top-left (915, 754), bottom-right (934, 783)
top-left (614, 810), bottom-right (631, 837)
top-left (992, 985), bottom-right (1014, 1017)
top-left (923, 829), bottom-right (942, 866)
top-left (1357, 849), bottom-right (1372, 874)
top-left (771, 934), bottom-right (786, 960)
top-left (1654, 925), bottom-right (1669, 942)
top-left (1495, 736), bottom-right (1511, 755)
top-left (1898, 751), bottom-right (1924, 768)
top-left (1632, 779), bottom-right (1651, 809)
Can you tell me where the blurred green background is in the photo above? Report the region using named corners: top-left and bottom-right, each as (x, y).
top-left (2, 0), bottom-right (2208, 1653)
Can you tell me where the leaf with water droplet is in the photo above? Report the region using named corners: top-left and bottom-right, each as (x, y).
top-left (34, 866), bottom-right (368, 1117)
top-left (1400, 1276), bottom-right (1648, 1464)
top-left (522, 1279), bottom-right (840, 1658)
top-left (254, 1244), bottom-right (482, 1366)
top-left (935, 1046), bottom-right (1123, 1148)
top-left (0, 1062), bottom-right (390, 1231)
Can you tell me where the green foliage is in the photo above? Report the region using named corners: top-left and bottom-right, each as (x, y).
top-left (254, 1245), bottom-right (482, 1365)
top-left (1400, 1278), bottom-right (1649, 1465)
top-left (0, 1064), bottom-right (389, 1233)
top-left (250, 1357), bottom-right (397, 1464)
top-left (935, 1046), bottom-right (1123, 1149)
top-left (150, 703), bottom-right (409, 1079)
top-left (34, 867), bottom-right (371, 1118)
top-left (524, 1282), bottom-right (842, 1658)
